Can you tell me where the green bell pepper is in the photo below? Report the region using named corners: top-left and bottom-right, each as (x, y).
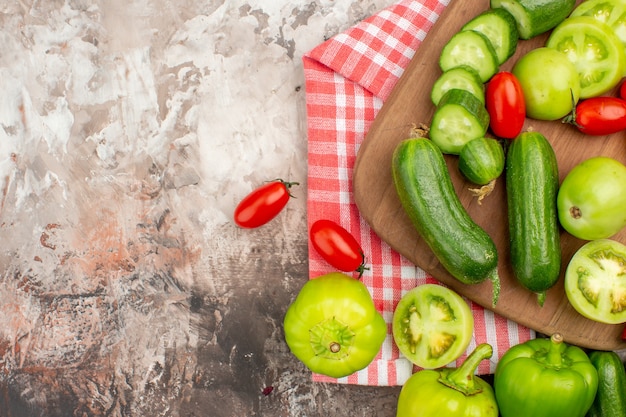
top-left (494, 333), bottom-right (599, 417)
top-left (396, 343), bottom-right (498, 417)
top-left (283, 272), bottom-right (386, 378)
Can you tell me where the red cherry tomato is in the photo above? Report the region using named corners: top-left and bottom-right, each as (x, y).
top-left (310, 219), bottom-right (367, 277)
top-left (622, 324), bottom-right (626, 341)
top-left (485, 71), bottom-right (526, 139)
top-left (234, 179), bottom-right (298, 228)
top-left (566, 96), bottom-right (626, 135)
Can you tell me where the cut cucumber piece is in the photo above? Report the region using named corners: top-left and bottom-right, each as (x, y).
top-left (439, 30), bottom-right (499, 82)
top-left (431, 66), bottom-right (485, 106)
top-left (491, 0), bottom-right (576, 39)
top-left (462, 8), bottom-right (519, 64)
top-left (429, 89), bottom-right (490, 155)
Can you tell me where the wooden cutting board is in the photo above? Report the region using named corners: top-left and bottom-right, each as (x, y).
top-left (353, 0), bottom-right (626, 350)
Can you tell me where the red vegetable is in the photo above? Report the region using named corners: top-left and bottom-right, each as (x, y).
top-left (485, 72), bottom-right (526, 139)
top-left (565, 96), bottom-right (626, 135)
top-left (622, 324), bottom-right (626, 340)
top-left (310, 219), bottom-right (367, 277)
top-left (234, 179), bottom-right (298, 228)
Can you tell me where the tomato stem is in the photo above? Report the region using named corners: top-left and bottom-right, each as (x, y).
top-left (569, 206), bottom-right (582, 219)
top-left (308, 317), bottom-right (354, 359)
top-left (561, 89), bottom-right (581, 128)
top-left (268, 178), bottom-right (300, 198)
top-left (355, 252), bottom-right (369, 279)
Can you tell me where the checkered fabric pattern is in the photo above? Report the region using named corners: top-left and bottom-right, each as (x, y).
top-left (303, 0), bottom-right (535, 386)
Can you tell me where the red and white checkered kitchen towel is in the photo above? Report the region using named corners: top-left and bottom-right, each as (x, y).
top-left (303, 0), bottom-right (535, 385)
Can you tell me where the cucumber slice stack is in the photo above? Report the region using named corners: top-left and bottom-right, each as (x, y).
top-left (429, 7), bottom-right (520, 155)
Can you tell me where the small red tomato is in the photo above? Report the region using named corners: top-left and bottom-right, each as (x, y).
top-left (485, 71), bottom-right (526, 139)
top-left (565, 96), bottom-right (626, 135)
top-left (234, 179), bottom-right (298, 228)
top-left (310, 219), bottom-right (367, 277)
top-left (622, 324), bottom-right (626, 341)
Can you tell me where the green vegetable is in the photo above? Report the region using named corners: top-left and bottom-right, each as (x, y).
top-left (429, 89), bottom-right (490, 155)
top-left (396, 343), bottom-right (498, 417)
top-left (586, 350), bottom-right (626, 417)
top-left (546, 16), bottom-right (626, 98)
top-left (458, 137), bottom-right (505, 186)
top-left (571, 0), bottom-right (626, 53)
top-left (439, 30), bottom-right (499, 82)
top-left (490, 0), bottom-right (576, 39)
top-left (283, 272), bottom-right (386, 378)
top-left (506, 131), bottom-right (561, 306)
top-left (392, 284), bottom-right (474, 369)
top-left (557, 156), bottom-right (626, 240)
top-left (431, 66), bottom-right (485, 106)
top-left (512, 47), bottom-right (580, 120)
top-left (461, 8), bottom-right (519, 64)
top-left (564, 239), bottom-right (626, 324)
top-left (494, 333), bottom-right (599, 417)
top-left (392, 138), bottom-right (500, 305)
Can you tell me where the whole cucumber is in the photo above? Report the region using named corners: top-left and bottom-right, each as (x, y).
top-left (392, 138), bottom-right (500, 305)
top-left (586, 350), bottom-right (626, 417)
top-left (506, 131), bottom-right (561, 306)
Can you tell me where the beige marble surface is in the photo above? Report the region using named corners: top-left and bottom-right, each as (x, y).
top-left (0, 0), bottom-right (402, 416)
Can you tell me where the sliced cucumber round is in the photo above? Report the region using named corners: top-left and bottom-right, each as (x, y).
top-left (429, 89), bottom-right (490, 155)
top-left (462, 8), bottom-right (519, 64)
top-left (431, 66), bottom-right (485, 106)
top-left (439, 30), bottom-right (499, 82)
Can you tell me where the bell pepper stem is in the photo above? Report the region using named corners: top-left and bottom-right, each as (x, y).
top-left (546, 333), bottom-right (564, 367)
top-left (438, 343), bottom-right (493, 396)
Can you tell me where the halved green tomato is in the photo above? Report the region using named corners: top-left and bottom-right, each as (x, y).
top-left (392, 284), bottom-right (474, 369)
top-left (565, 239), bottom-right (626, 324)
top-left (546, 16), bottom-right (626, 98)
top-left (571, 0), bottom-right (626, 58)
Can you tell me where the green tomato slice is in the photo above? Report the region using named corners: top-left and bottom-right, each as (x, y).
top-left (392, 284), bottom-right (474, 369)
top-left (546, 16), bottom-right (626, 98)
top-left (565, 239), bottom-right (626, 324)
top-left (571, 0), bottom-right (626, 58)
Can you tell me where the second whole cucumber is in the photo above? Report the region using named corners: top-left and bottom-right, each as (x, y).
top-left (506, 131), bottom-right (561, 306)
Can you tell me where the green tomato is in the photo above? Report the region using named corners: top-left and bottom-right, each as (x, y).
top-left (397, 344), bottom-right (498, 417)
top-left (557, 156), bottom-right (626, 240)
top-left (392, 284), bottom-right (473, 369)
top-left (283, 272), bottom-right (386, 378)
top-left (565, 239), bottom-right (626, 324)
top-left (512, 47), bottom-right (581, 120)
